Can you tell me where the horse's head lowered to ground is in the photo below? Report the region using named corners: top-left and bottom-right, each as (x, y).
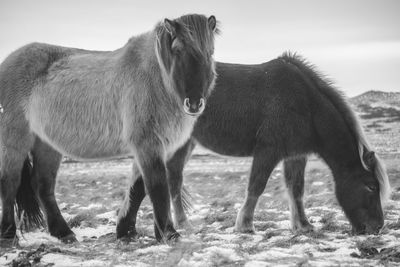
top-left (156, 14), bottom-right (219, 116)
top-left (335, 144), bottom-right (391, 235)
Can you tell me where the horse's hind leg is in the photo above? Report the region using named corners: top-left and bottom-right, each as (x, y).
top-left (0, 129), bottom-right (33, 240)
top-left (284, 156), bottom-right (313, 233)
top-left (30, 138), bottom-right (76, 242)
top-left (235, 145), bottom-right (280, 233)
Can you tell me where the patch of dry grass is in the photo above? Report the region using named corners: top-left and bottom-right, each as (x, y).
top-left (319, 212), bottom-right (342, 232)
top-left (351, 237), bottom-right (400, 264)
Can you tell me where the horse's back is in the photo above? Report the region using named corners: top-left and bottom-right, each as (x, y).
top-left (193, 58), bottom-right (317, 156)
top-left (0, 43), bottom-right (67, 130)
top-left (0, 43), bottom-right (128, 159)
top-left (0, 43), bottom-right (80, 101)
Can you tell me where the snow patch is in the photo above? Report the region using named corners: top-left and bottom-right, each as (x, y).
top-left (135, 245), bottom-right (170, 255)
top-left (250, 248), bottom-right (298, 260)
top-left (72, 224), bottom-right (115, 241)
top-left (18, 231), bottom-right (60, 247)
top-left (42, 253), bottom-right (107, 267)
top-left (312, 181), bottom-right (324, 186)
top-left (190, 246), bottom-right (242, 264)
top-left (0, 251), bottom-right (20, 266)
top-left (78, 203), bottom-right (104, 210)
top-left (97, 210), bottom-right (117, 221)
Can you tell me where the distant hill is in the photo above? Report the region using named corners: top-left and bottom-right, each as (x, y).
top-left (349, 90), bottom-right (400, 121)
top-left (350, 90), bottom-right (400, 108)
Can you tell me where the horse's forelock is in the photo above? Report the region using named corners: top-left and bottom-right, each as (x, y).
top-left (175, 14), bottom-right (218, 58)
top-left (374, 154), bottom-right (391, 204)
top-left (358, 141), bottom-right (391, 204)
top-left (155, 14), bottom-right (217, 70)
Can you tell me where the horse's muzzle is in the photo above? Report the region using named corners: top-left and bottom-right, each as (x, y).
top-left (183, 98), bottom-right (205, 116)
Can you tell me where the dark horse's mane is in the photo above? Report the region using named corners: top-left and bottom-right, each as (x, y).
top-left (278, 52), bottom-right (390, 203)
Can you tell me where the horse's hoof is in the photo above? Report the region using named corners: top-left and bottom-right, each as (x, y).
top-left (292, 222), bottom-right (314, 234)
top-left (235, 227), bottom-right (255, 234)
top-left (60, 233), bottom-right (78, 244)
top-left (0, 237), bottom-right (17, 248)
top-left (117, 236), bottom-right (135, 244)
top-left (234, 221), bottom-right (255, 234)
top-left (167, 231), bottom-right (181, 243)
top-left (117, 231), bottom-right (138, 244)
top-left (235, 212), bottom-right (256, 234)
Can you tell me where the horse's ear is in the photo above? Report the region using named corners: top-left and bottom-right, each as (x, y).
top-left (208, 15), bottom-right (217, 32)
top-left (164, 19), bottom-right (177, 39)
top-left (363, 150), bottom-right (376, 168)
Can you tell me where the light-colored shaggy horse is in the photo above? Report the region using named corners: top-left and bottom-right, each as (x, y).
top-left (0, 14), bottom-right (218, 244)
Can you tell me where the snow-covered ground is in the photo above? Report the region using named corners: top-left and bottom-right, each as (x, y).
top-left (1, 152), bottom-right (400, 266)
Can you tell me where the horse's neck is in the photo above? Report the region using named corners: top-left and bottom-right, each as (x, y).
top-left (320, 137), bottom-right (360, 181)
top-left (120, 32), bottom-right (158, 67)
top-left (118, 32), bottom-right (181, 114)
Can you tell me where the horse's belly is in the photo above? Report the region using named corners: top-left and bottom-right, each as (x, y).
top-left (31, 122), bottom-right (130, 160)
top-left (27, 94), bottom-right (129, 160)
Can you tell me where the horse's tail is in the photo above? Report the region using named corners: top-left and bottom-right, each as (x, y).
top-left (181, 185), bottom-right (194, 212)
top-left (15, 156), bottom-right (44, 230)
top-left (279, 52), bottom-right (391, 203)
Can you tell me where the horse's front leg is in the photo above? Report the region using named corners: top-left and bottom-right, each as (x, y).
top-left (283, 156), bottom-right (313, 233)
top-left (116, 163), bottom-right (145, 240)
top-left (135, 146), bottom-right (178, 242)
top-left (235, 145), bottom-right (280, 233)
top-left (167, 139), bottom-right (196, 228)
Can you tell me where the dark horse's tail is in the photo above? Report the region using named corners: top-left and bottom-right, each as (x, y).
top-left (15, 156), bottom-right (44, 230)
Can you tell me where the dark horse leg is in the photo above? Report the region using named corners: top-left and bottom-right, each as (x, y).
top-left (116, 163), bottom-right (145, 239)
top-left (30, 138), bottom-right (76, 242)
top-left (134, 145), bottom-right (178, 241)
top-left (0, 126), bottom-right (32, 241)
top-left (0, 127), bottom-right (31, 243)
top-left (116, 140), bottom-right (194, 239)
top-left (0, 155), bottom-right (27, 240)
top-left (235, 145), bottom-right (281, 233)
top-left (283, 156), bottom-right (313, 232)
top-left (167, 140), bottom-right (195, 227)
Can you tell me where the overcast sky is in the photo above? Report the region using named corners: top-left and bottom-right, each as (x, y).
top-left (0, 0), bottom-right (399, 96)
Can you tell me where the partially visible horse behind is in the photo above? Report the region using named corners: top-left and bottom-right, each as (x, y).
top-left (0, 14), bottom-right (218, 243)
top-left (120, 53), bottom-right (391, 236)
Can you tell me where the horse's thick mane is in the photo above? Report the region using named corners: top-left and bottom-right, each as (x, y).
top-left (279, 52), bottom-right (391, 203)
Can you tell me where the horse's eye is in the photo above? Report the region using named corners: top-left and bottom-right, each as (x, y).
top-left (365, 184), bottom-right (377, 193)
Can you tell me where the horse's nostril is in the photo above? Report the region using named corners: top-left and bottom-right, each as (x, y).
top-left (184, 98), bottom-right (190, 108)
top-left (198, 98), bottom-right (204, 108)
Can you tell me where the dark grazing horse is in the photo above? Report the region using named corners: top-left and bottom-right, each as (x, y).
top-left (0, 14), bottom-right (218, 244)
top-left (117, 53), bottom-right (391, 238)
